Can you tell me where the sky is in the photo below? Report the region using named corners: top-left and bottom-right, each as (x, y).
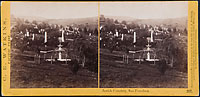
top-left (11, 2), bottom-right (98, 19)
top-left (100, 1), bottom-right (188, 19)
top-left (11, 2), bottom-right (188, 19)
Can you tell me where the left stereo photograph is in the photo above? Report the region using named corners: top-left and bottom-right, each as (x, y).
top-left (10, 2), bottom-right (98, 88)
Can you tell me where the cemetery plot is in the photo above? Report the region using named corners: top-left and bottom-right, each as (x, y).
top-left (100, 14), bottom-right (188, 88)
top-left (10, 16), bottom-right (98, 88)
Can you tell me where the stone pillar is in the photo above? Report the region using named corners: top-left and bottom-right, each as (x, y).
top-left (27, 31), bottom-right (29, 36)
top-left (62, 30), bottom-right (65, 42)
top-left (116, 31), bottom-right (118, 37)
top-left (147, 52), bottom-right (150, 60)
top-left (151, 30), bottom-right (153, 42)
top-left (133, 32), bottom-right (136, 43)
top-left (58, 52), bottom-right (62, 60)
top-left (44, 31), bottom-right (47, 43)
top-left (121, 34), bottom-right (124, 41)
top-left (32, 34), bottom-right (35, 41)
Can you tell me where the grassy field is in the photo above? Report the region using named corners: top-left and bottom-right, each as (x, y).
top-left (10, 50), bottom-right (97, 88)
top-left (100, 49), bottom-right (188, 88)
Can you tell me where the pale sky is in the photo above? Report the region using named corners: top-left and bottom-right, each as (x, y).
top-left (11, 2), bottom-right (98, 19)
top-left (100, 1), bottom-right (188, 19)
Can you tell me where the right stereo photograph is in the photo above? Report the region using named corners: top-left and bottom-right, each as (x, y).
top-left (99, 2), bottom-right (188, 88)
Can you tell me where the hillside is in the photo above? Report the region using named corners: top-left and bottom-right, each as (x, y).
top-left (46, 17), bottom-right (98, 29)
top-left (46, 17), bottom-right (98, 25)
top-left (11, 14), bottom-right (187, 30)
top-left (11, 15), bottom-right (98, 29)
top-left (103, 15), bottom-right (187, 30)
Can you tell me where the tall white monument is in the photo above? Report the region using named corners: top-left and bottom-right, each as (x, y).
top-left (27, 31), bottom-right (29, 37)
top-left (57, 37), bottom-right (66, 61)
top-left (146, 43), bottom-right (151, 60)
top-left (121, 34), bottom-right (124, 41)
top-left (58, 44), bottom-right (63, 60)
top-left (116, 31), bottom-right (119, 37)
top-left (44, 31), bottom-right (47, 43)
top-left (150, 30), bottom-right (153, 42)
top-left (32, 33), bottom-right (35, 41)
top-left (61, 30), bottom-right (65, 42)
top-left (133, 32), bottom-right (136, 43)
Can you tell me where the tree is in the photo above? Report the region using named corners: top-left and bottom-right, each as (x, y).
top-left (100, 15), bottom-right (106, 25)
top-left (25, 20), bottom-right (30, 24)
top-left (84, 27), bottom-right (88, 34)
top-left (32, 20), bottom-right (38, 25)
top-left (114, 20), bottom-right (119, 24)
top-left (183, 28), bottom-right (187, 35)
top-left (78, 28), bottom-right (83, 32)
top-left (69, 26), bottom-right (73, 31)
top-left (94, 28), bottom-right (98, 36)
top-left (121, 20), bottom-right (127, 25)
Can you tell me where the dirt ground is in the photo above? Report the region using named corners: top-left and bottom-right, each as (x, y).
top-left (10, 51), bottom-right (97, 88)
top-left (100, 49), bottom-right (188, 88)
top-left (10, 49), bottom-right (187, 88)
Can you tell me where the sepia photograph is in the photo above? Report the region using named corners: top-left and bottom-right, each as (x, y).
top-left (100, 2), bottom-right (188, 88)
top-left (1, 1), bottom-right (199, 96)
top-left (10, 2), bottom-right (98, 88)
